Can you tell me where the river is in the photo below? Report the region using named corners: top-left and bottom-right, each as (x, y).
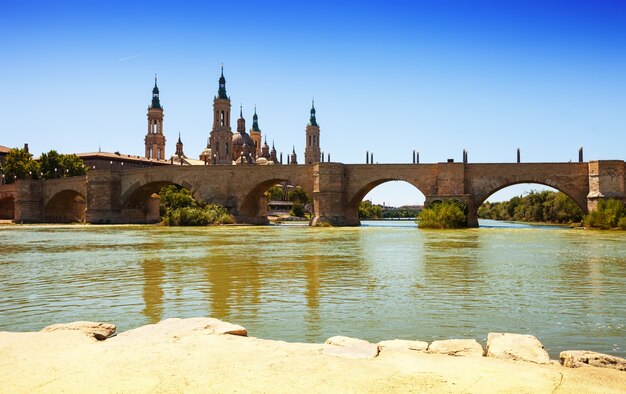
top-left (0, 220), bottom-right (624, 358)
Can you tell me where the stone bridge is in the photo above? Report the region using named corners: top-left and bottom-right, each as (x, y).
top-left (7, 160), bottom-right (626, 226)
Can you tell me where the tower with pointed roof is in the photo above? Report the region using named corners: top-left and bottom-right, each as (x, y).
top-left (304, 100), bottom-right (320, 164)
top-left (232, 106), bottom-right (256, 162)
top-left (249, 106), bottom-right (262, 157)
top-left (290, 146), bottom-right (298, 165)
top-left (175, 133), bottom-right (185, 159)
top-left (145, 75), bottom-right (166, 160)
top-left (209, 65), bottom-right (233, 164)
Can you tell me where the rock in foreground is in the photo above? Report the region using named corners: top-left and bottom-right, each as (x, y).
top-left (486, 333), bottom-right (550, 364)
top-left (41, 321), bottom-right (116, 340)
top-left (378, 339), bottom-right (428, 352)
top-left (428, 339), bottom-right (484, 356)
top-left (116, 317), bottom-right (247, 339)
top-left (323, 336), bottom-right (379, 359)
top-left (560, 350), bottom-right (626, 371)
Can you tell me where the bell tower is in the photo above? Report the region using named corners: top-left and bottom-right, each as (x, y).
top-left (145, 75), bottom-right (166, 160)
top-left (304, 100), bottom-right (320, 164)
top-left (209, 65), bottom-right (233, 164)
top-left (249, 106), bottom-right (262, 157)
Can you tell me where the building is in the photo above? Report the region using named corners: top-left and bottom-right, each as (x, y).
top-left (304, 101), bottom-right (321, 164)
top-left (0, 145), bottom-right (10, 166)
top-left (78, 151), bottom-right (170, 171)
top-left (144, 76), bottom-right (167, 161)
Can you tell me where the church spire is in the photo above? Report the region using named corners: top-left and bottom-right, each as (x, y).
top-left (217, 64), bottom-right (227, 99)
top-left (151, 74), bottom-right (162, 109)
top-left (309, 99), bottom-right (317, 126)
top-left (252, 105), bottom-right (260, 131)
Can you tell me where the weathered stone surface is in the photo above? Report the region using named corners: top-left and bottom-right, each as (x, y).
top-left (323, 336), bottom-right (379, 359)
top-left (42, 321), bottom-right (116, 340)
top-left (486, 333), bottom-right (550, 364)
top-left (428, 339), bottom-right (484, 357)
top-left (378, 339), bottom-right (428, 352)
top-left (116, 317), bottom-right (247, 339)
top-left (560, 350), bottom-right (626, 371)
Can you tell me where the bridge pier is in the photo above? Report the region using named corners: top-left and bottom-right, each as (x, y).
top-left (311, 163), bottom-right (358, 226)
top-left (86, 170), bottom-right (122, 224)
top-left (587, 160), bottom-right (625, 211)
top-left (14, 180), bottom-right (43, 223)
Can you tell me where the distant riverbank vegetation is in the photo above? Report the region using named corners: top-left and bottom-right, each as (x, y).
top-left (416, 200), bottom-right (467, 229)
top-left (583, 199), bottom-right (626, 230)
top-left (478, 191), bottom-right (583, 224)
top-left (159, 185), bottom-right (233, 226)
top-left (358, 200), bottom-right (421, 220)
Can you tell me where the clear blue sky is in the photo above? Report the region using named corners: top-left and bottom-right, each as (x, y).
top-left (1, 0), bottom-right (625, 205)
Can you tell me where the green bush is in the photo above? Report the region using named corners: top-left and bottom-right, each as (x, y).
top-left (159, 186), bottom-right (233, 226)
top-left (417, 200), bottom-right (467, 229)
top-left (583, 199), bottom-right (626, 229)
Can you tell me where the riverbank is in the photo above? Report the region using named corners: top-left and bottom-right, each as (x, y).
top-left (1, 318), bottom-right (625, 393)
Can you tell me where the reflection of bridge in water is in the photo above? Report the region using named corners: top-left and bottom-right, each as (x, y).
top-left (3, 160), bottom-right (625, 227)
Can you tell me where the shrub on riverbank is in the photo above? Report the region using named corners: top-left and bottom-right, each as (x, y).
top-left (583, 199), bottom-right (626, 230)
top-left (478, 191), bottom-right (583, 224)
top-left (417, 200), bottom-right (467, 229)
top-left (159, 186), bottom-right (233, 226)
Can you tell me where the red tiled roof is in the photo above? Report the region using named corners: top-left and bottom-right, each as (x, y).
top-left (0, 145), bottom-right (11, 154)
top-left (76, 151), bottom-right (170, 164)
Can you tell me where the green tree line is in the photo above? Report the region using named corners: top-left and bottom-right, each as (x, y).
top-left (1, 148), bottom-right (87, 183)
top-left (478, 191), bottom-right (583, 224)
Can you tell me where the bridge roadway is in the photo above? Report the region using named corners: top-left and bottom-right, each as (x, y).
top-left (8, 160), bottom-right (626, 226)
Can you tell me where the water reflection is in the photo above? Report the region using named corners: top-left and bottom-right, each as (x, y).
top-left (141, 259), bottom-right (164, 324)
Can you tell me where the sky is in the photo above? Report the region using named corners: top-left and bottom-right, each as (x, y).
top-left (1, 0), bottom-right (625, 205)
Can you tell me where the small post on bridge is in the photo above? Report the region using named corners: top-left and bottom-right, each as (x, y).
top-left (370, 152), bottom-right (374, 164)
top-left (579, 146), bottom-right (583, 163)
top-left (366, 150), bottom-right (369, 164)
top-left (463, 149), bottom-right (468, 164)
top-left (516, 148), bottom-right (521, 163)
top-left (413, 150), bottom-right (416, 164)
top-left (416, 151), bottom-right (419, 164)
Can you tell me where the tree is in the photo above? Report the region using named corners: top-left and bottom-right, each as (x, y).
top-left (39, 150), bottom-right (87, 179)
top-left (265, 185), bottom-right (285, 201)
top-left (287, 187), bottom-right (310, 204)
top-left (1, 147), bottom-right (39, 183)
top-left (359, 200), bottom-right (383, 219)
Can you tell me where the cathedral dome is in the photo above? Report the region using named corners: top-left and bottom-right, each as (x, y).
top-left (232, 131), bottom-right (255, 148)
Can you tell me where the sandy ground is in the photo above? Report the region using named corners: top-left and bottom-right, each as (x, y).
top-left (1, 320), bottom-right (625, 393)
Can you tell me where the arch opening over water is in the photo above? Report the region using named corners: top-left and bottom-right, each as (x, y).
top-left (122, 181), bottom-right (199, 224)
top-left (348, 179), bottom-right (426, 225)
top-left (44, 190), bottom-right (86, 223)
top-left (239, 178), bottom-right (313, 224)
top-left (476, 183), bottom-right (585, 225)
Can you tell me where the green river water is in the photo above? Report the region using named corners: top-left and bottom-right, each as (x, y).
top-left (0, 220), bottom-right (624, 358)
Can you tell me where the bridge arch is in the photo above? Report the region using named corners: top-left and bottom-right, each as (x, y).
top-left (473, 180), bottom-right (588, 214)
top-left (122, 180), bottom-right (198, 224)
top-left (345, 178), bottom-right (427, 225)
top-left (44, 190), bottom-right (87, 223)
top-left (0, 196), bottom-right (15, 220)
top-left (470, 180), bottom-right (588, 227)
top-left (238, 177), bottom-right (313, 224)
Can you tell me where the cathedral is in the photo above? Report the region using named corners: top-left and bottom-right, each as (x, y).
top-left (144, 67), bottom-right (322, 166)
